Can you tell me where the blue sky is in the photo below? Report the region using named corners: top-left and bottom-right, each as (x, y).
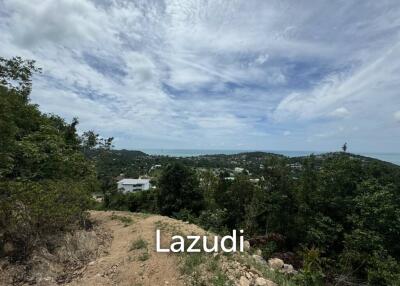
top-left (1, 0), bottom-right (399, 152)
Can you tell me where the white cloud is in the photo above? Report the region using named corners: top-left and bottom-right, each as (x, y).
top-left (3, 0), bottom-right (116, 49)
top-left (1, 0), bottom-right (399, 152)
top-left (283, 130), bottom-right (291, 136)
top-left (273, 43), bottom-right (400, 122)
top-left (330, 107), bottom-right (350, 118)
top-left (394, 111), bottom-right (400, 122)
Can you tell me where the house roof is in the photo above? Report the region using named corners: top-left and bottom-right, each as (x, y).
top-left (118, 178), bottom-right (150, 185)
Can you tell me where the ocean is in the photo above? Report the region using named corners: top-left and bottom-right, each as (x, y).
top-left (141, 149), bottom-right (400, 166)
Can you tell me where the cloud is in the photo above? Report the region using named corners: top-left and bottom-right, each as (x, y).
top-left (273, 43), bottom-right (400, 123)
top-left (283, 131), bottom-right (291, 136)
top-left (395, 111), bottom-right (400, 122)
top-left (1, 0), bottom-right (399, 152)
top-left (330, 107), bottom-right (350, 119)
top-left (3, 0), bottom-right (116, 49)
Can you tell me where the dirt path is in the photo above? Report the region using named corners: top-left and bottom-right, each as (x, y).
top-left (1, 211), bottom-right (284, 286)
top-left (67, 211), bottom-right (204, 286)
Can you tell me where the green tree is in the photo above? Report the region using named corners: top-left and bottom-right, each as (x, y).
top-left (0, 57), bottom-right (99, 260)
top-left (157, 163), bottom-right (204, 216)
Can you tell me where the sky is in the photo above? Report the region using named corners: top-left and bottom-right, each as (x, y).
top-left (1, 0), bottom-right (400, 152)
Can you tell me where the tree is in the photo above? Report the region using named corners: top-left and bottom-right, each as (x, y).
top-left (216, 174), bottom-right (255, 229)
top-left (0, 56), bottom-right (41, 100)
top-left (342, 142), bottom-right (347, 152)
top-left (0, 57), bottom-right (99, 260)
top-left (157, 163), bottom-right (204, 216)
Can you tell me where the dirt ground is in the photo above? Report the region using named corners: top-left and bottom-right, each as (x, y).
top-left (0, 211), bottom-right (209, 286)
top-left (1, 211), bottom-right (283, 286)
top-left (67, 211), bottom-right (209, 286)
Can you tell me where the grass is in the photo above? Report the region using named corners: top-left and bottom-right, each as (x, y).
top-left (154, 220), bottom-right (178, 233)
top-left (211, 270), bottom-right (231, 286)
top-left (110, 213), bottom-right (134, 226)
top-left (180, 252), bottom-right (205, 275)
top-left (136, 213), bottom-right (151, 219)
top-left (138, 252), bottom-right (150, 261)
top-left (129, 237), bottom-right (150, 262)
top-left (130, 238), bottom-right (148, 251)
top-left (180, 251), bottom-right (232, 286)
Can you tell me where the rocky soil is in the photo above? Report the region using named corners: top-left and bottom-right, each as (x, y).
top-left (0, 211), bottom-right (297, 286)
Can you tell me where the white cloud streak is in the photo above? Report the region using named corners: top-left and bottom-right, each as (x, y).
top-left (0, 0), bottom-right (399, 151)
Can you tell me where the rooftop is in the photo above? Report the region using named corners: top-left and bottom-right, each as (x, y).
top-left (118, 178), bottom-right (150, 185)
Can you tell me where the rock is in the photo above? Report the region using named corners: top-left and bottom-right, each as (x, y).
top-left (3, 242), bottom-right (14, 256)
top-left (268, 258), bottom-right (284, 270)
top-left (243, 240), bottom-right (250, 251)
top-left (245, 271), bottom-right (252, 280)
top-left (248, 267), bottom-right (262, 277)
top-left (255, 277), bottom-right (278, 286)
top-left (254, 249), bottom-right (262, 256)
top-left (280, 263), bottom-right (298, 275)
top-left (88, 261), bottom-right (96, 266)
top-left (239, 276), bottom-right (250, 286)
top-left (254, 277), bottom-right (277, 286)
top-left (252, 254), bottom-right (267, 265)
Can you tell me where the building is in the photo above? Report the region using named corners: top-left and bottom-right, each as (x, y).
top-left (234, 167), bottom-right (244, 173)
top-left (117, 178), bottom-right (151, 193)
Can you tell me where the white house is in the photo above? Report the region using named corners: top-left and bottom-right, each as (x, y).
top-left (234, 167), bottom-right (244, 173)
top-left (117, 178), bottom-right (151, 193)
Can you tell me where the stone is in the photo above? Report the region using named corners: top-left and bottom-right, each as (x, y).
top-left (245, 271), bottom-right (252, 280)
top-left (243, 240), bottom-right (251, 251)
top-left (252, 254), bottom-right (267, 265)
top-left (254, 249), bottom-right (262, 256)
top-left (239, 276), bottom-right (250, 286)
top-left (268, 258), bottom-right (284, 270)
top-left (255, 277), bottom-right (278, 286)
top-left (280, 263), bottom-right (298, 275)
top-left (3, 242), bottom-right (14, 256)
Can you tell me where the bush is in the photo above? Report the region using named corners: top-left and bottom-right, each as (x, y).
top-left (0, 57), bottom-right (100, 261)
top-left (0, 180), bottom-right (92, 260)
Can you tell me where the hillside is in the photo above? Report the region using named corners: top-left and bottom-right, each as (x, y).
top-left (0, 211), bottom-right (293, 286)
top-left (91, 149), bottom-right (400, 191)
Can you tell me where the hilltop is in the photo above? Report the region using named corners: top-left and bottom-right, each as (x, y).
top-left (0, 211), bottom-right (294, 286)
top-left (90, 149), bottom-right (400, 181)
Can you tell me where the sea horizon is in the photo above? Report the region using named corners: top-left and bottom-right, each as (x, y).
top-left (140, 149), bottom-right (400, 165)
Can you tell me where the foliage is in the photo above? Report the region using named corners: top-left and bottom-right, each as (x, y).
top-left (130, 238), bottom-right (148, 250)
top-left (0, 57), bottom-right (100, 261)
top-left (110, 213), bottom-right (134, 226)
top-left (98, 151), bottom-right (400, 284)
top-left (157, 162), bottom-right (204, 216)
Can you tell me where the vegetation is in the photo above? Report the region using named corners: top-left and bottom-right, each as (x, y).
top-left (130, 238), bottom-right (148, 250)
top-left (110, 213), bottom-right (134, 226)
top-left (102, 151), bottom-right (400, 285)
top-left (0, 57), bottom-right (108, 261)
top-left (2, 56), bottom-right (400, 285)
top-left (157, 162), bottom-right (204, 217)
